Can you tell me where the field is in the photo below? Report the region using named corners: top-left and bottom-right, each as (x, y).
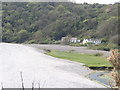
top-left (46, 50), bottom-right (112, 68)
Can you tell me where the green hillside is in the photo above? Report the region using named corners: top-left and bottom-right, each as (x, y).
top-left (2, 2), bottom-right (119, 45)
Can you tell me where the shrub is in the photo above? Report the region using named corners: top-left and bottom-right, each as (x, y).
top-left (43, 49), bottom-right (51, 53)
top-left (89, 43), bottom-right (118, 51)
top-left (107, 50), bottom-right (120, 88)
top-left (54, 40), bottom-right (61, 44)
top-left (27, 40), bottom-right (37, 44)
top-left (103, 47), bottom-right (110, 51)
top-left (17, 30), bottom-right (29, 43)
top-left (69, 43), bottom-right (80, 47)
top-left (69, 43), bottom-right (87, 47)
top-left (69, 50), bottom-right (75, 53)
top-left (94, 53), bottom-right (103, 56)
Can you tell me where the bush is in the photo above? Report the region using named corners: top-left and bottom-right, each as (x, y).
top-left (69, 43), bottom-right (80, 47)
top-left (69, 43), bottom-right (87, 47)
top-left (27, 40), bottom-right (37, 44)
top-left (103, 47), bottom-right (110, 51)
top-left (107, 50), bottom-right (120, 88)
top-left (94, 53), bottom-right (103, 56)
top-left (43, 49), bottom-right (51, 53)
top-left (17, 30), bottom-right (29, 43)
top-left (89, 43), bottom-right (118, 51)
top-left (54, 40), bottom-right (61, 44)
top-left (96, 45), bottom-right (110, 51)
top-left (40, 40), bottom-right (49, 44)
top-left (69, 50), bottom-right (75, 53)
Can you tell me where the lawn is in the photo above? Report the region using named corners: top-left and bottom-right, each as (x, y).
top-left (46, 50), bottom-right (112, 67)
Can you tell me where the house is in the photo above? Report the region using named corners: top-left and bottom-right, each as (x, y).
top-left (69, 38), bottom-right (77, 43)
top-left (82, 39), bottom-right (101, 45)
top-left (61, 37), bottom-right (68, 42)
top-left (61, 36), bottom-right (70, 44)
top-left (61, 36), bottom-right (81, 44)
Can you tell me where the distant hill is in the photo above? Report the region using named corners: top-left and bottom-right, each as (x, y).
top-left (2, 2), bottom-right (119, 44)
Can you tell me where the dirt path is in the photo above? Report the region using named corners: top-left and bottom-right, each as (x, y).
top-left (26, 44), bottom-right (110, 57)
top-left (0, 43), bottom-right (105, 88)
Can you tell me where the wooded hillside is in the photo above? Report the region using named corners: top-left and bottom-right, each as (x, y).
top-left (2, 2), bottom-right (119, 44)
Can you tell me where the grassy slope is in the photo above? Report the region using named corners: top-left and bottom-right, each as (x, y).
top-left (46, 50), bottom-right (112, 67)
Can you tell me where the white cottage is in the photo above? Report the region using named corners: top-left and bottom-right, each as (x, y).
top-left (69, 38), bottom-right (77, 43)
top-left (82, 39), bottom-right (101, 45)
top-left (61, 37), bottom-right (81, 43)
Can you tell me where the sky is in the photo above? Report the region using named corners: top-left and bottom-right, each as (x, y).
top-left (71, 0), bottom-right (120, 4)
top-left (1, 0), bottom-right (120, 3)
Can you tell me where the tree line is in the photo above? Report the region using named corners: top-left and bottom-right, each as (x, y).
top-left (2, 2), bottom-right (119, 45)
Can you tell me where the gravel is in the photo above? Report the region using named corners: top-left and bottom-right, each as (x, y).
top-left (0, 43), bottom-right (106, 88)
top-left (26, 44), bottom-right (110, 57)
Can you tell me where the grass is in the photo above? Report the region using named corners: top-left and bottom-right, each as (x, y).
top-left (99, 73), bottom-right (112, 80)
top-left (46, 50), bottom-right (112, 67)
top-left (88, 43), bottom-right (118, 51)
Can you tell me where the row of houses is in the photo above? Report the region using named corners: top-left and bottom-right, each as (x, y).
top-left (82, 39), bottom-right (101, 44)
top-left (61, 37), bottom-right (101, 45)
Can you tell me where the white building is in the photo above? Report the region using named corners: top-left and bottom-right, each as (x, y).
top-left (82, 39), bottom-right (101, 45)
top-left (69, 38), bottom-right (77, 43)
top-left (69, 38), bottom-right (81, 43)
top-left (61, 37), bottom-right (81, 43)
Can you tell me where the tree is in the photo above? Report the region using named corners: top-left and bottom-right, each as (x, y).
top-left (2, 2), bottom-right (119, 45)
top-left (17, 30), bottom-right (29, 43)
top-left (107, 50), bottom-right (120, 89)
top-left (33, 31), bottom-right (47, 43)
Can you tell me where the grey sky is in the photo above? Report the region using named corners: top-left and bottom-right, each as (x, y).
top-left (1, 0), bottom-right (120, 4)
top-left (71, 0), bottom-right (120, 4)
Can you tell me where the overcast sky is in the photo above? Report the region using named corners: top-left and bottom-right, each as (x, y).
top-left (71, 0), bottom-right (120, 4)
top-left (1, 0), bottom-right (120, 3)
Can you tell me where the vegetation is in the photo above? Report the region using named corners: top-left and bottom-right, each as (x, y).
top-left (107, 50), bottom-right (120, 88)
top-left (69, 43), bottom-right (87, 47)
top-left (88, 43), bottom-right (118, 51)
top-left (69, 43), bottom-right (118, 51)
top-left (2, 2), bottom-right (119, 46)
top-left (94, 53), bottom-right (103, 56)
top-left (46, 50), bottom-right (112, 67)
